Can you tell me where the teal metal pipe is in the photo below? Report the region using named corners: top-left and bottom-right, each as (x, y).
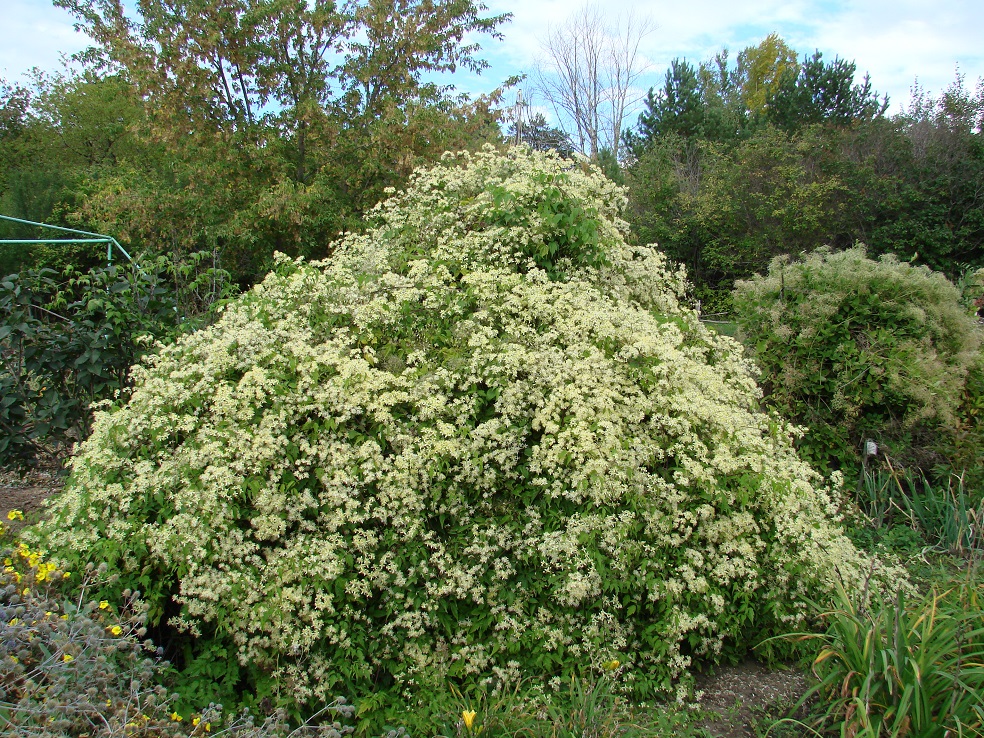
top-left (0, 214), bottom-right (133, 264)
top-left (0, 238), bottom-right (112, 244)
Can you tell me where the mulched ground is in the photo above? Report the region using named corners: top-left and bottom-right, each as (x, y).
top-left (0, 462), bottom-right (64, 534)
top-left (696, 659), bottom-right (813, 737)
top-left (0, 464), bottom-right (815, 738)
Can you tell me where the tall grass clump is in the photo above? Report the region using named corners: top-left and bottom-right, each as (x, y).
top-left (27, 147), bottom-right (896, 726)
top-left (792, 575), bottom-right (984, 738)
top-left (732, 246), bottom-right (981, 475)
top-left (851, 466), bottom-right (984, 557)
top-left (897, 474), bottom-right (984, 556)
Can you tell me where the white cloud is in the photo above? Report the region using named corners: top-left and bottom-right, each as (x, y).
top-left (0, 1), bottom-right (90, 82)
top-left (479, 0), bottom-right (984, 114)
top-left (2, 0), bottom-right (981, 119)
top-left (804, 0), bottom-right (984, 111)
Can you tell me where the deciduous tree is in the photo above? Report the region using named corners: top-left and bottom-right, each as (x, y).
top-left (48, 0), bottom-right (510, 283)
top-left (0, 72), bottom-right (142, 273)
top-left (735, 33), bottom-right (797, 116)
top-left (534, 3), bottom-right (653, 159)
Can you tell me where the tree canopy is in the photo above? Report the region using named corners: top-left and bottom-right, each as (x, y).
top-left (635, 59), bottom-right (706, 141)
top-left (0, 0), bottom-right (511, 283)
top-left (626, 36), bottom-right (981, 310)
top-left (766, 50), bottom-right (888, 130)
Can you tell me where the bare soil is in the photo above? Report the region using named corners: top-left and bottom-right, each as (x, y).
top-left (0, 466), bottom-right (815, 738)
top-left (0, 463), bottom-right (63, 533)
top-left (696, 659), bottom-right (813, 737)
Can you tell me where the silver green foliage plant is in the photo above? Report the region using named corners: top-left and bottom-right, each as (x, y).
top-left (0, 530), bottom-right (355, 738)
top-left (30, 147), bottom-right (897, 713)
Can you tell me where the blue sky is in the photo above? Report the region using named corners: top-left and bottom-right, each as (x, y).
top-left (3, 0), bottom-right (982, 123)
top-left (471, 0), bottom-right (984, 119)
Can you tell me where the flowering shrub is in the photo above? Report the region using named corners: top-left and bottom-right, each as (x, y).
top-left (732, 247), bottom-right (981, 474)
top-left (29, 148), bottom-right (893, 717)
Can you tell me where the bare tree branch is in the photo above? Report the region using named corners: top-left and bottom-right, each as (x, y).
top-left (534, 4), bottom-right (654, 160)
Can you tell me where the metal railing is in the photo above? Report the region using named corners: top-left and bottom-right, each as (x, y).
top-left (0, 214), bottom-right (132, 265)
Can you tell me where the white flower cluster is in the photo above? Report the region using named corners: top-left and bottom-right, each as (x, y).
top-left (33, 147), bottom-right (898, 708)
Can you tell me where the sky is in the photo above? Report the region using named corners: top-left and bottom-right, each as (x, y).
top-left (472, 0), bottom-right (984, 120)
top-left (2, 0), bottom-right (982, 124)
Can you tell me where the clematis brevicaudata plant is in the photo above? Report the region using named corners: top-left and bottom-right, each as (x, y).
top-left (31, 146), bottom-right (903, 711)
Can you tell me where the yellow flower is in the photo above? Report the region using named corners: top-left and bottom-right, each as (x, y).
top-left (6, 510), bottom-right (24, 521)
top-left (109, 625), bottom-right (123, 636)
top-left (192, 717), bottom-right (201, 726)
top-left (171, 712), bottom-right (183, 722)
top-left (63, 654), bottom-right (74, 663)
top-left (9, 618), bottom-right (18, 626)
top-left (462, 710), bottom-right (477, 731)
top-left (99, 601), bottom-right (110, 610)
top-left (603, 659), bottom-right (620, 671)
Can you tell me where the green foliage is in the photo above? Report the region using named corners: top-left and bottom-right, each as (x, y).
top-left (29, 148), bottom-right (891, 724)
top-left (935, 349), bottom-right (984, 490)
top-left (0, 71), bottom-right (141, 276)
top-left (792, 574), bottom-right (984, 738)
top-left (626, 125), bottom-right (856, 302)
top-left (487, 169), bottom-right (608, 279)
top-left (632, 35), bottom-right (884, 149)
top-left (901, 476), bottom-right (984, 556)
top-left (847, 522), bottom-right (926, 559)
top-left (863, 469), bottom-right (983, 554)
top-left (766, 51), bottom-right (888, 131)
top-left (734, 34), bottom-right (800, 117)
top-left (634, 60), bottom-right (708, 143)
top-left (0, 253), bottom-right (234, 466)
top-left (878, 75), bottom-right (984, 274)
top-left (626, 46), bottom-right (983, 305)
top-left (33, 0), bottom-right (510, 285)
top-left (429, 673), bottom-right (699, 738)
top-left (732, 246), bottom-right (981, 474)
